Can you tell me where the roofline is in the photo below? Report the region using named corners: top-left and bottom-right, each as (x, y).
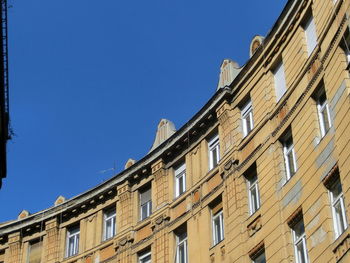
top-left (0, 0), bottom-right (300, 235)
top-left (0, 87), bottom-right (230, 234)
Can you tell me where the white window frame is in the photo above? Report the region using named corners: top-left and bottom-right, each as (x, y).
top-left (175, 232), bottom-right (188, 263)
top-left (330, 179), bottom-right (348, 239)
top-left (138, 250), bottom-right (151, 263)
top-left (273, 61), bottom-right (287, 102)
top-left (292, 220), bottom-right (309, 263)
top-left (241, 99), bottom-right (254, 137)
top-left (304, 15), bottom-right (317, 56)
top-left (175, 163), bottom-right (186, 198)
top-left (208, 134), bottom-right (220, 170)
top-left (248, 175), bottom-right (260, 215)
top-left (316, 93), bottom-right (332, 138)
top-left (212, 209), bottom-right (224, 245)
top-left (103, 208), bottom-right (116, 241)
top-left (283, 136), bottom-right (297, 181)
top-left (66, 226), bottom-right (80, 258)
top-left (140, 187), bottom-right (152, 221)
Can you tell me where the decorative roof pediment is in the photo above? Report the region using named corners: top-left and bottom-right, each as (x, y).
top-left (18, 210), bottom-right (29, 220)
top-left (149, 119), bottom-right (176, 152)
top-left (54, 195), bottom-right (66, 206)
top-left (217, 59), bottom-right (241, 90)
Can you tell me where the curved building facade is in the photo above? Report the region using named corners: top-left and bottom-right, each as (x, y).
top-left (1, 0), bottom-right (350, 262)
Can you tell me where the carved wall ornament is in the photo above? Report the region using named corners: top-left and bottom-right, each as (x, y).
top-left (247, 214), bottom-right (262, 237)
top-left (114, 232), bottom-right (135, 250)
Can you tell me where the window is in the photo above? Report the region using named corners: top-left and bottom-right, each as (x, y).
top-left (251, 250), bottom-right (266, 263)
top-left (291, 218), bottom-right (309, 263)
top-left (340, 28), bottom-right (350, 65)
top-left (315, 88), bottom-right (331, 138)
top-left (281, 130), bottom-right (297, 181)
top-left (66, 225), bottom-right (80, 258)
top-left (330, 178), bottom-right (348, 239)
top-left (241, 98), bottom-right (254, 137)
top-left (140, 186), bottom-right (152, 221)
top-left (208, 134), bottom-right (220, 170)
top-left (210, 197), bottom-right (224, 245)
top-left (303, 15), bottom-right (317, 56)
top-left (245, 165), bottom-right (260, 215)
top-left (27, 239), bottom-right (42, 263)
top-left (175, 162), bottom-right (186, 198)
top-left (138, 250), bottom-right (151, 263)
top-left (175, 229), bottom-right (188, 263)
top-left (273, 60), bottom-right (287, 101)
top-left (103, 207), bottom-right (116, 241)
top-left (212, 209), bottom-right (224, 245)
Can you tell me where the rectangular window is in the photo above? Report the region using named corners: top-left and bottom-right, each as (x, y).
top-left (66, 225), bottom-right (80, 258)
top-left (175, 231), bottom-right (188, 263)
top-left (212, 209), bottom-right (224, 245)
top-left (282, 130), bottom-right (297, 181)
top-left (241, 99), bottom-right (254, 137)
top-left (208, 134), bottom-right (220, 170)
top-left (138, 250), bottom-right (151, 263)
top-left (175, 162), bottom-right (186, 198)
top-left (330, 178), bottom-right (348, 239)
top-left (291, 218), bottom-right (309, 263)
top-left (140, 186), bottom-right (152, 221)
top-left (304, 15), bottom-right (317, 56)
top-left (103, 207), bottom-right (116, 241)
top-left (273, 60), bottom-right (287, 101)
top-left (27, 239), bottom-right (42, 263)
top-left (315, 89), bottom-right (331, 138)
top-left (246, 166), bottom-right (260, 215)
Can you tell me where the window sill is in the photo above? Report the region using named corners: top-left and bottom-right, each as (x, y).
top-left (173, 192), bottom-right (186, 202)
top-left (101, 235), bottom-right (116, 244)
top-left (238, 128), bottom-right (257, 151)
top-left (209, 239), bottom-right (225, 250)
top-left (248, 209), bottom-right (260, 220)
top-left (137, 216), bottom-right (152, 228)
top-left (314, 126), bottom-right (334, 147)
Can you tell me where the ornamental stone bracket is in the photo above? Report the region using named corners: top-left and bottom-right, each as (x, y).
top-left (222, 157), bottom-right (239, 178)
top-left (114, 231), bottom-right (135, 251)
top-left (247, 214), bottom-right (262, 237)
top-left (150, 212), bottom-right (170, 231)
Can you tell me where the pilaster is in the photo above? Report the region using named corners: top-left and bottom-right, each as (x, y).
top-left (216, 100), bottom-right (237, 156)
top-left (117, 182), bottom-right (133, 232)
top-left (7, 232), bottom-right (21, 263)
top-left (151, 213), bottom-right (170, 263)
top-left (152, 159), bottom-right (168, 209)
top-left (45, 218), bottom-right (59, 263)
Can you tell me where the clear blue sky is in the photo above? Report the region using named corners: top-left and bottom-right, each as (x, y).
top-left (0, 0), bottom-right (287, 222)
